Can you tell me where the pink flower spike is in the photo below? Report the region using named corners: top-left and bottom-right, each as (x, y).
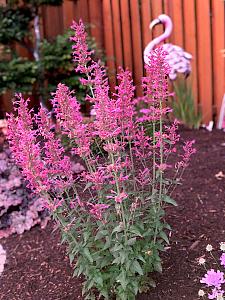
top-left (115, 192), bottom-right (128, 204)
top-left (88, 203), bottom-right (110, 220)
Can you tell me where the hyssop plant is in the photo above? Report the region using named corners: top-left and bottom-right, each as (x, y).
top-left (7, 20), bottom-right (195, 299)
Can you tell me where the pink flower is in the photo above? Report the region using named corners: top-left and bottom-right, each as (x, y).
top-left (208, 288), bottom-right (224, 299)
top-left (133, 126), bottom-right (151, 159)
top-left (70, 20), bottom-right (94, 74)
top-left (220, 253), bottom-right (225, 267)
top-left (103, 141), bottom-right (124, 154)
top-left (43, 197), bottom-right (64, 212)
top-left (115, 192), bottom-right (128, 203)
top-left (107, 191), bottom-right (128, 204)
top-left (51, 83), bottom-right (91, 157)
top-left (88, 203), bottom-right (110, 220)
top-left (114, 68), bottom-right (135, 135)
top-left (142, 47), bottom-right (170, 105)
top-left (176, 140), bottom-right (196, 168)
top-left (200, 269), bottom-right (225, 288)
top-left (36, 106), bottom-right (73, 189)
top-left (137, 168), bottom-right (150, 187)
top-left (7, 95), bottom-right (49, 192)
top-left (83, 169), bottom-right (108, 191)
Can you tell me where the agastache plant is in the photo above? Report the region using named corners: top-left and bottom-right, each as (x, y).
top-left (7, 20), bottom-right (195, 300)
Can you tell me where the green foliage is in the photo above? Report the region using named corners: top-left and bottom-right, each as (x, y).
top-left (172, 79), bottom-right (202, 129)
top-left (0, 6), bottom-right (33, 44)
top-left (26, 0), bottom-right (63, 5)
top-left (0, 56), bottom-right (38, 94)
top-left (40, 31), bottom-right (87, 103)
top-left (7, 0), bottom-right (62, 7)
top-left (56, 194), bottom-right (174, 300)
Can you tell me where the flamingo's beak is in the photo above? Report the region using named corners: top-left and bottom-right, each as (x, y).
top-left (149, 18), bottom-right (161, 30)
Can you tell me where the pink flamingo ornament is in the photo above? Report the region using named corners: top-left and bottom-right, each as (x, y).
top-left (144, 14), bottom-right (192, 80)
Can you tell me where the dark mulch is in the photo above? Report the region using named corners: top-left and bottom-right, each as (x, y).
top-left (1, 128), bottom-right (225, 300)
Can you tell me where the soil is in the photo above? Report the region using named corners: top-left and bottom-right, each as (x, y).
top-left (1, 128), bottom-right (225, 300)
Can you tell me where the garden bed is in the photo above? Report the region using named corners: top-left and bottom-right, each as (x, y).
top-left (0, 128), bottom-right (225, 300)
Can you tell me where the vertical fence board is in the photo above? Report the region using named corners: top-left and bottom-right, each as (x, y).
top-left (42, 5), bottom-right (64, 38)
top-left (76, 0), bottom-right (89, 24)
top-left (196, 0), bottom-right (213, 123)
top-left (120, 0), bottom-right (133, 72)
top-left (183, 0), bottom-right (198, 109)
top-left (111, 0), bottom-right (123, 69)
top-left (151, 0), bottom-right (163, 39)
top-left (168, 0), bottom-right (183, 47)
top-left (0, 0), bottom-right (224, 121)
top-left (212, 0), bottom-right (225, 122)
top-left (102, 0), bottom-right (116, 88)
top-left (130, 0), bottom-right (143, 96)
top-left (62, 0), bottom-right (75, 30)
top-left (141, 0), bottom-right (152, 50)
top-left (88, 0), bottom-right (104, 50)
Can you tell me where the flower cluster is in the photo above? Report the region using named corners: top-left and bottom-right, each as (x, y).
top-left (199, 243), bottom-right (225, 299)
top-left (0, 131), bottom-right (49, 239)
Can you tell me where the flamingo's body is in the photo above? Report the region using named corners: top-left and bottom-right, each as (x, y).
top-left (144, 14), bottom-right (192, 80)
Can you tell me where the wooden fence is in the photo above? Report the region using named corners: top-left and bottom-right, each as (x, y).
top-left (1, 0), bottom-right (225, 123)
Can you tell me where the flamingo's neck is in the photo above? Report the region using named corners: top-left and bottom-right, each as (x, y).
top-left (144, 17), bottom-right (172, 63)
top-left (155, 17), bottom-right (173, 44)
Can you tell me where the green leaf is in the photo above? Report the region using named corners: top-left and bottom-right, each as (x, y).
top-left (94, 274), bottom-right (103, 287)
top-left (69, 253), bottom-right (75, 264)
top-left (112, 224), bottom-right (123, 234)
top-left (94, 229), bottom-right (108, 241)
top-left (129, 225), bottom-right (143, 237)
top-left (83, 248), bottom-right (93, 263)
top-left (154, 261), bottom-right (162, 273)
top-left (137, 255), bottom-right (146, 263)
top-left (111, 243), bottom-right (123, 253)
top-left (131, 260), bottom-right (144, 275)
top-left (127, 237), bottom-right (136, 246)
top-left (116, 269), bottom-right (127, 290)
top-left (99, 290), bottom-right (109, 299)
top-left (163, 195), bottom-right (178, 206)
top-left (159, 231), bottom-right (169, 244)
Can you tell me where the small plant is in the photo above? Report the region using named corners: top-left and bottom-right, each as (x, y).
top-left (171, 79), bottom-right (202, 129)
top-left (198, 243), bottom-right (225, 299)
top-left (7, 20), bottom-right (195, 299)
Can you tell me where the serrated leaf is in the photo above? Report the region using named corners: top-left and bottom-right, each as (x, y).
top-left (94, 274), bottom-right (103, 287)
top-left (127, 237), bottom-right (136, 246)
top-left (112, 225), bottom-right (123, 234)
top-left (137, 255), bottom-right (146, 263)
top-left (163, 195), bottom-right (177, 206)
top-left (131, 260), bottom-right (144, 275)
top-left (69, 253), bottom-right (75, 264)
top-left (99, 290), bottom-right (109, 299)
top-left (111, 243), bottom-right (123, 252)
top-left (112, 256), bottom-right (121, 264)
top-left (159, 231), bottom-right (169, 244)
top-left (103, 237), bottom-right (111, 250)
top-left (116, 269), bottom-right (127, 290)
top-left (83, 248), bottom-right (93, 263)
top-left (154, 261), bottom-right (162, 273)
top-left (94, 229), bottom-right (108, 241)
top-left (129, 226), bottom-right (143, 237)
